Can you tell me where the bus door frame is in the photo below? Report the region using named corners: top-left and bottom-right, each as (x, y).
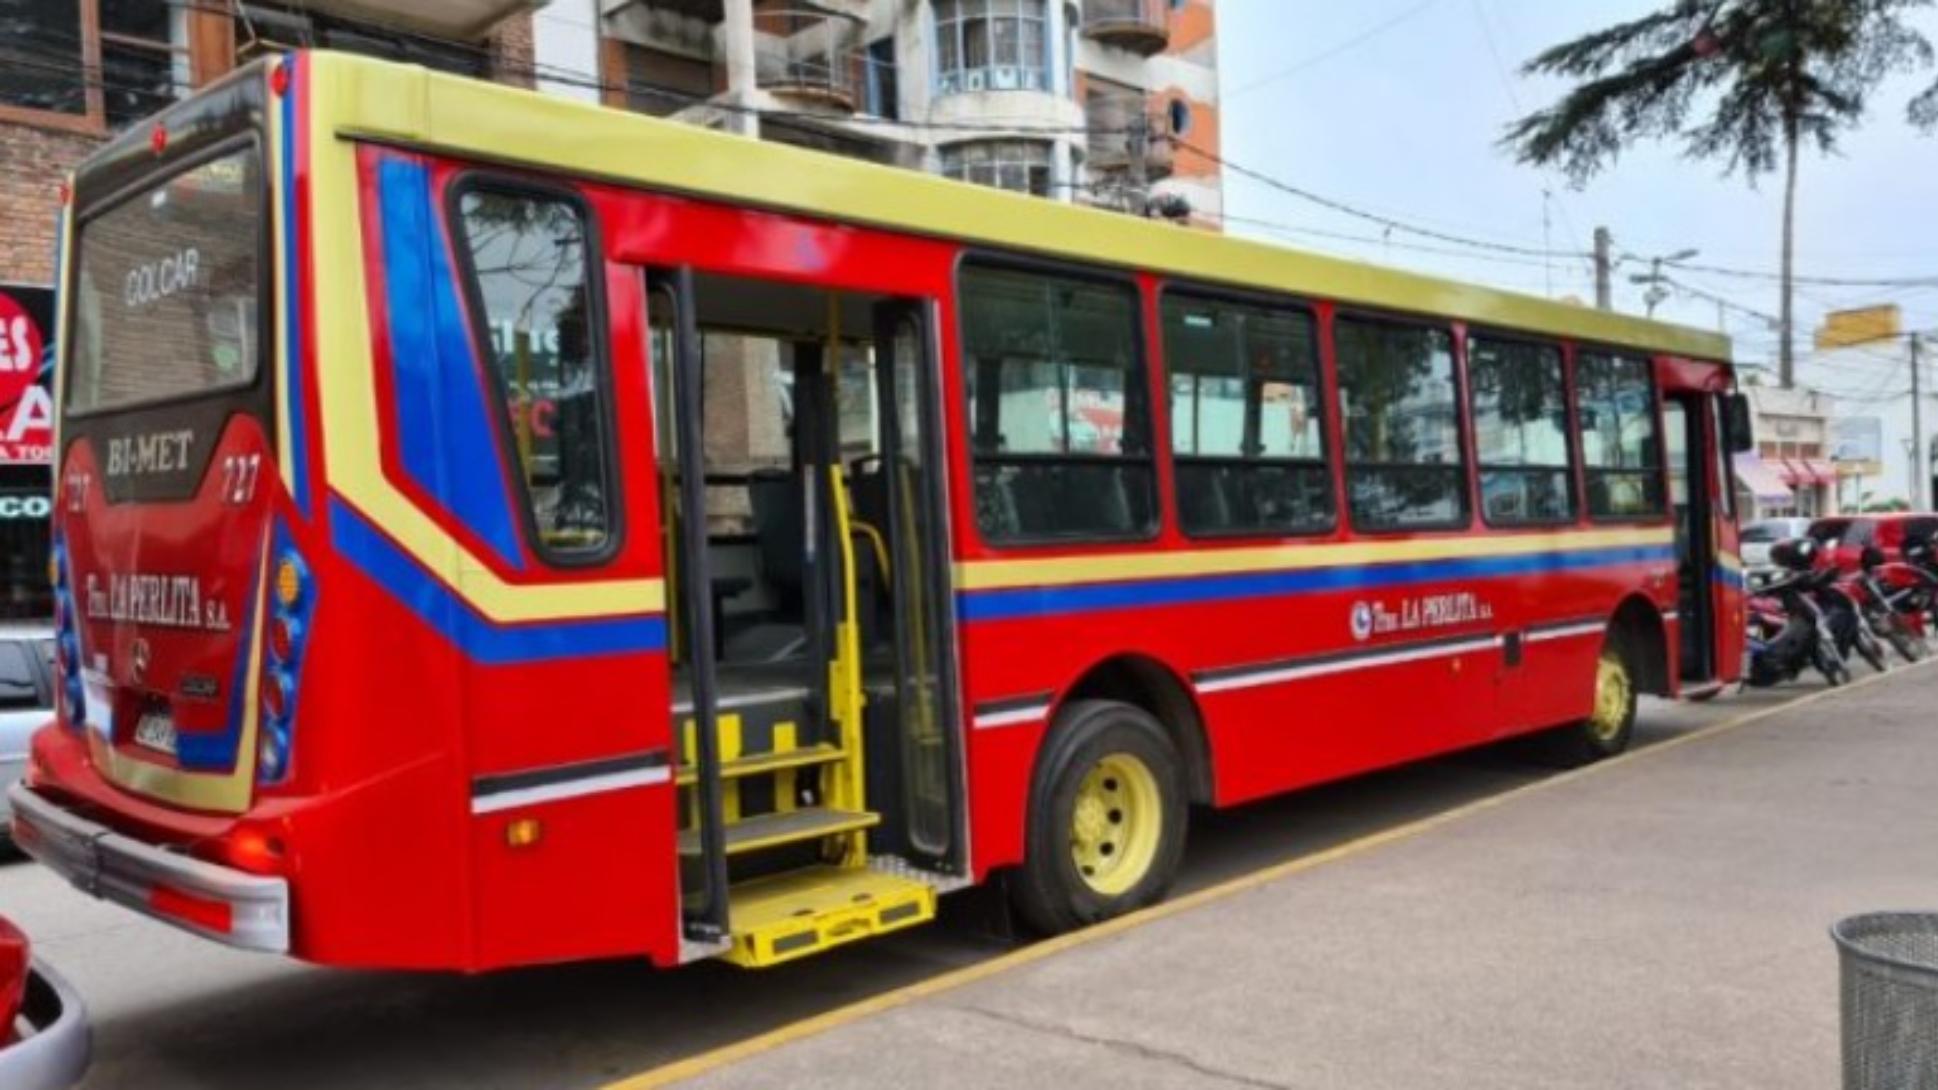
top-left (1656, 357), bottom-right (1746, 692)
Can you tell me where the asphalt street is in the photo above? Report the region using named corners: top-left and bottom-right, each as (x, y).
top-left (0, 684), bottom-right (1834, 1089)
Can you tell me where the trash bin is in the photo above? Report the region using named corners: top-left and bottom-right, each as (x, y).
top-left (1833, 912), bottom-right (1938, 1088)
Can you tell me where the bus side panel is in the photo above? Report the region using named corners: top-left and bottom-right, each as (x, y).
top-left (319, 146), bottom-right (682, 969)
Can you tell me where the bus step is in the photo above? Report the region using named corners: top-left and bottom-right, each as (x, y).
top-left (722, 864), bottom-right (936, 968)
top-left (674, 744), bottom-right (844, 786)
top-left (677, 807), bottom-right (879, 857)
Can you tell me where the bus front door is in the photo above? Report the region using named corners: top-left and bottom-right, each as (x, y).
top-left (1662, 389), bottom-right (1741, 692)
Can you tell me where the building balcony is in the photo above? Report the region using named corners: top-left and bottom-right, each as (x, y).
top-left (291, 0), bottom-right (548, 40)
top-left (1084, 98), bottom-right (1173, 179)
top-left (1081, 0), bottom-right (1170, 56)
top-left (753, 6), bottom-right (864, 111)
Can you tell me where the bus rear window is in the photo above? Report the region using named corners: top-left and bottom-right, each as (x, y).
top-left (67, 144), bottom-right (263, 414)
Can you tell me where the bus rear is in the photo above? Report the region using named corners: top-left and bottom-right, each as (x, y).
top-left (12, 67), bottom-right (292, 951)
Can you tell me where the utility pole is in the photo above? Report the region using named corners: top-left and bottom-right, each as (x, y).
top-left (1913, 333), bottom-right (1926, 512)
top-left (1593, 226), bottom-right (1612, 311)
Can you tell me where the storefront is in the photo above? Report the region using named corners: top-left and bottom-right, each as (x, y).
top-left (0, 283), bottom-right (53, 621)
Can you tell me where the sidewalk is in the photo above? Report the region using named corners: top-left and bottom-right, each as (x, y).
top-left (671, 666), bottom-right (1938, 1089)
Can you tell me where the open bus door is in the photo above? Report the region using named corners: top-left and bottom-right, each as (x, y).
top-left (1658, 359), bottom-right (1748, 696)
top-left (647, 272), bottom-right (965, 966)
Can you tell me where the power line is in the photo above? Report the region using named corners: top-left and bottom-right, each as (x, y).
top-left (1227, 0), bottom-right (1446, 98)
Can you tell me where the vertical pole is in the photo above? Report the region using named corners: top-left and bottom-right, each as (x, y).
top-left (1593, 227), bottom-right (1612, 311)
top-left (670, 267), bottom-right (730, 943)
top-left (1912, 334), bottom-right (1926, 511)
top-left (1129, 107), bottom-right (1150, 217)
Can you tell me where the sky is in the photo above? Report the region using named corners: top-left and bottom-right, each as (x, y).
top-left (1215, 0), bottom-right (1938, 390)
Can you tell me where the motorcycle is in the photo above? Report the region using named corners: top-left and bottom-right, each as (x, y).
top-left (1745, 538), bottom-right (1851, 688)
top-left (1845, 544), bottom-right (1929, 663)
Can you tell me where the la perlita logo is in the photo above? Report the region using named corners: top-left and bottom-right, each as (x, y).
top-left (0, 287), bottom-right (53, 466)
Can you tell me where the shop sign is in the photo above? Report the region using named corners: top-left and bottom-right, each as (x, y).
top-left (0, 285), bottom-right (53, 466)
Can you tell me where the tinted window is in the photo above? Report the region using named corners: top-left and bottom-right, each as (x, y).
top-left (1335, 318), bottom-right (1466, 530)
top-left (1576, 352), bottom-right (1664, 519)
top-left (69, 145), bottom-right (264, 413)
top-left (1162, 292), bottom-right (1331, 535)
top-left (1468, 336), bottom-right (1572, 524)
top-left (962, 264), bottom-right (1154, 543)
top-left (456, 187), bottom-right (614, 559)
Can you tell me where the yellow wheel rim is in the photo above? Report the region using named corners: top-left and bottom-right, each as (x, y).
top-left (1070, 752), bottom-right (1162, 897)
top-left (1589, 650), bottom-right (1631, 744)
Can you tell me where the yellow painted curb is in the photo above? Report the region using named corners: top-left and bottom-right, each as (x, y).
top-left (606, 659), bottom-right (1938, 1089)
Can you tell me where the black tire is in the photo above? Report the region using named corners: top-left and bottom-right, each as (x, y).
top-left (1883, 616), bottom-right (1925, 663)
top-left (1010, 700), bottom-right (1188, 936)
top-left (1814, 640), bottom-right (1849, 686)
top-left (1855, 628), bottom-right (1889, 674)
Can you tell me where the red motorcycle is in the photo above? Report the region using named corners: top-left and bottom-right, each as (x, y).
top-left (1842, 544), bottom-right (1932, 662)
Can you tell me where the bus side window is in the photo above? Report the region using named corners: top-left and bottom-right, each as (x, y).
top-left (453, 184), bottom-right (617, 563)
top-left (1334, 317), bottom-right (1467, 532)
top-left (1575, 352), bottom-right (1666, 520)
top-left (1466, 335), bottom-right (1574, 526)
top-left (959, 262), bottom-right (1155, 544)
top-left (1160, 290), bottom-right (1332, 536)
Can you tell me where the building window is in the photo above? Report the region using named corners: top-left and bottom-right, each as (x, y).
top-left (864, 36), bottom-right (899, 119)
top-left (1162, 290), bottom-right (1331, 536)
top-left (960, 263), bottom-right (1155, 543)
top-left (934, 0), bottom-right (1049, 95)
top-left (1335, 317), bottom-right (1467, 531)
top-left (941, 140), bottom-right (1052, 196)
top-left (616, 40), bottom-right (714, 117)
top-left (454, 185), bottom-right (617, 561)
top-left (1576, 351), bottom-right (1666, 519)
top-left (0, 0), bottom-right (189, 131)
top-left (1467, 336), bottom-right (1574, 525)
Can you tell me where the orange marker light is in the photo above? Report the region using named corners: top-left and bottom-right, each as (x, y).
top-left (149, 123), bottom-right (167, 155)
top-left (505, 819), bottom-right (542, 849)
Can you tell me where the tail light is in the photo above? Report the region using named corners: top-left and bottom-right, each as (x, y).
top-left (49, 538), bottom-right (85, 729)
top-left (257, 538), bottom-right (314, 784)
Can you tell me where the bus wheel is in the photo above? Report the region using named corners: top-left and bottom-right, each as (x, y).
top-left (1576, 635), bottom-right (1638, 760)
top-left (1011, 700), bottom-right (1187, 935)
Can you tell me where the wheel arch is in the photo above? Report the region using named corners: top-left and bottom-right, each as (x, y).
top-left (1058, 653), bottom-right (1214, 805)
top-left (1609, 593), bottom-right (1671, 696)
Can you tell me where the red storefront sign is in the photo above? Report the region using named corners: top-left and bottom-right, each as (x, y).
top-left (0, 286), bottom-right (53, 466)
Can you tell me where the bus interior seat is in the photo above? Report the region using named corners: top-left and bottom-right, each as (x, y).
top-left (1176, 463), bottom-right (1231, 532)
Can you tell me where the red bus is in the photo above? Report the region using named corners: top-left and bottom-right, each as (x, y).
top-left (14, 53), bottom-right (1748, 970)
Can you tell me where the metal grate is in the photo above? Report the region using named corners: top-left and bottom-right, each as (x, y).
top-left (1833, 913), bottom-right (1938, 1088)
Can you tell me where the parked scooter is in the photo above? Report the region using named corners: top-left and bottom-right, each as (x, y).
top-left (1845, 545), bottom-right (1929, 663)
top-left (1745, 538), bottom-right (1852, 688)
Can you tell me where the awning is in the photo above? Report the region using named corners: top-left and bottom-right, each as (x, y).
top-left (1798, 458), bottom-right (1837, 485)
top-left (1734, 453), bottom-right (1794, 502)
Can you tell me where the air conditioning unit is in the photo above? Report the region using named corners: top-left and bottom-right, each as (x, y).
top-left (990, 66), bottom-right (1019, 91)
top-left (1020, 68), bottom-right (1044, 91)
top-left (964, 70), bottom-right (987, 92)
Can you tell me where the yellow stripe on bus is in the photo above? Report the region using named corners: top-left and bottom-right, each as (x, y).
top-left (308, 52), bottom-right (1729, 363)
top-left (955, 527), bottom-right (1675, 592)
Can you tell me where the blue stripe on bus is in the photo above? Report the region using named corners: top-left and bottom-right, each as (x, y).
top-left (282, 54), bottom-right (311, 519)
top-left (1713, 565), bottom-right (1747, 590)
top-left (958, 544), bottom-right (1677, 623)
top-left (329, 497), bottom-right (665, 664)
top-left (374, 155), bottom-right (526, 571)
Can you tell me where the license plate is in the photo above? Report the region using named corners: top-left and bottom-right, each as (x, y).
top-left (133, 712), bottom-right (178, 756)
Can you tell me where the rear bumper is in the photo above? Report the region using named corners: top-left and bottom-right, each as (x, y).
top-left (9, 784), bottom-right (289, 954)
top-left (0, 960), bottom-right (89, 1090)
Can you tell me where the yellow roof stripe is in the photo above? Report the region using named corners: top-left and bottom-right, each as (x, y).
top-left (310, 52), bottom-right (1730, 362)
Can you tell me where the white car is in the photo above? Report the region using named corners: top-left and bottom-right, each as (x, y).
top-left (1740, 517), bottom-right (1815, 580)
top-left (0, 623), bottom-right (55, 850)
